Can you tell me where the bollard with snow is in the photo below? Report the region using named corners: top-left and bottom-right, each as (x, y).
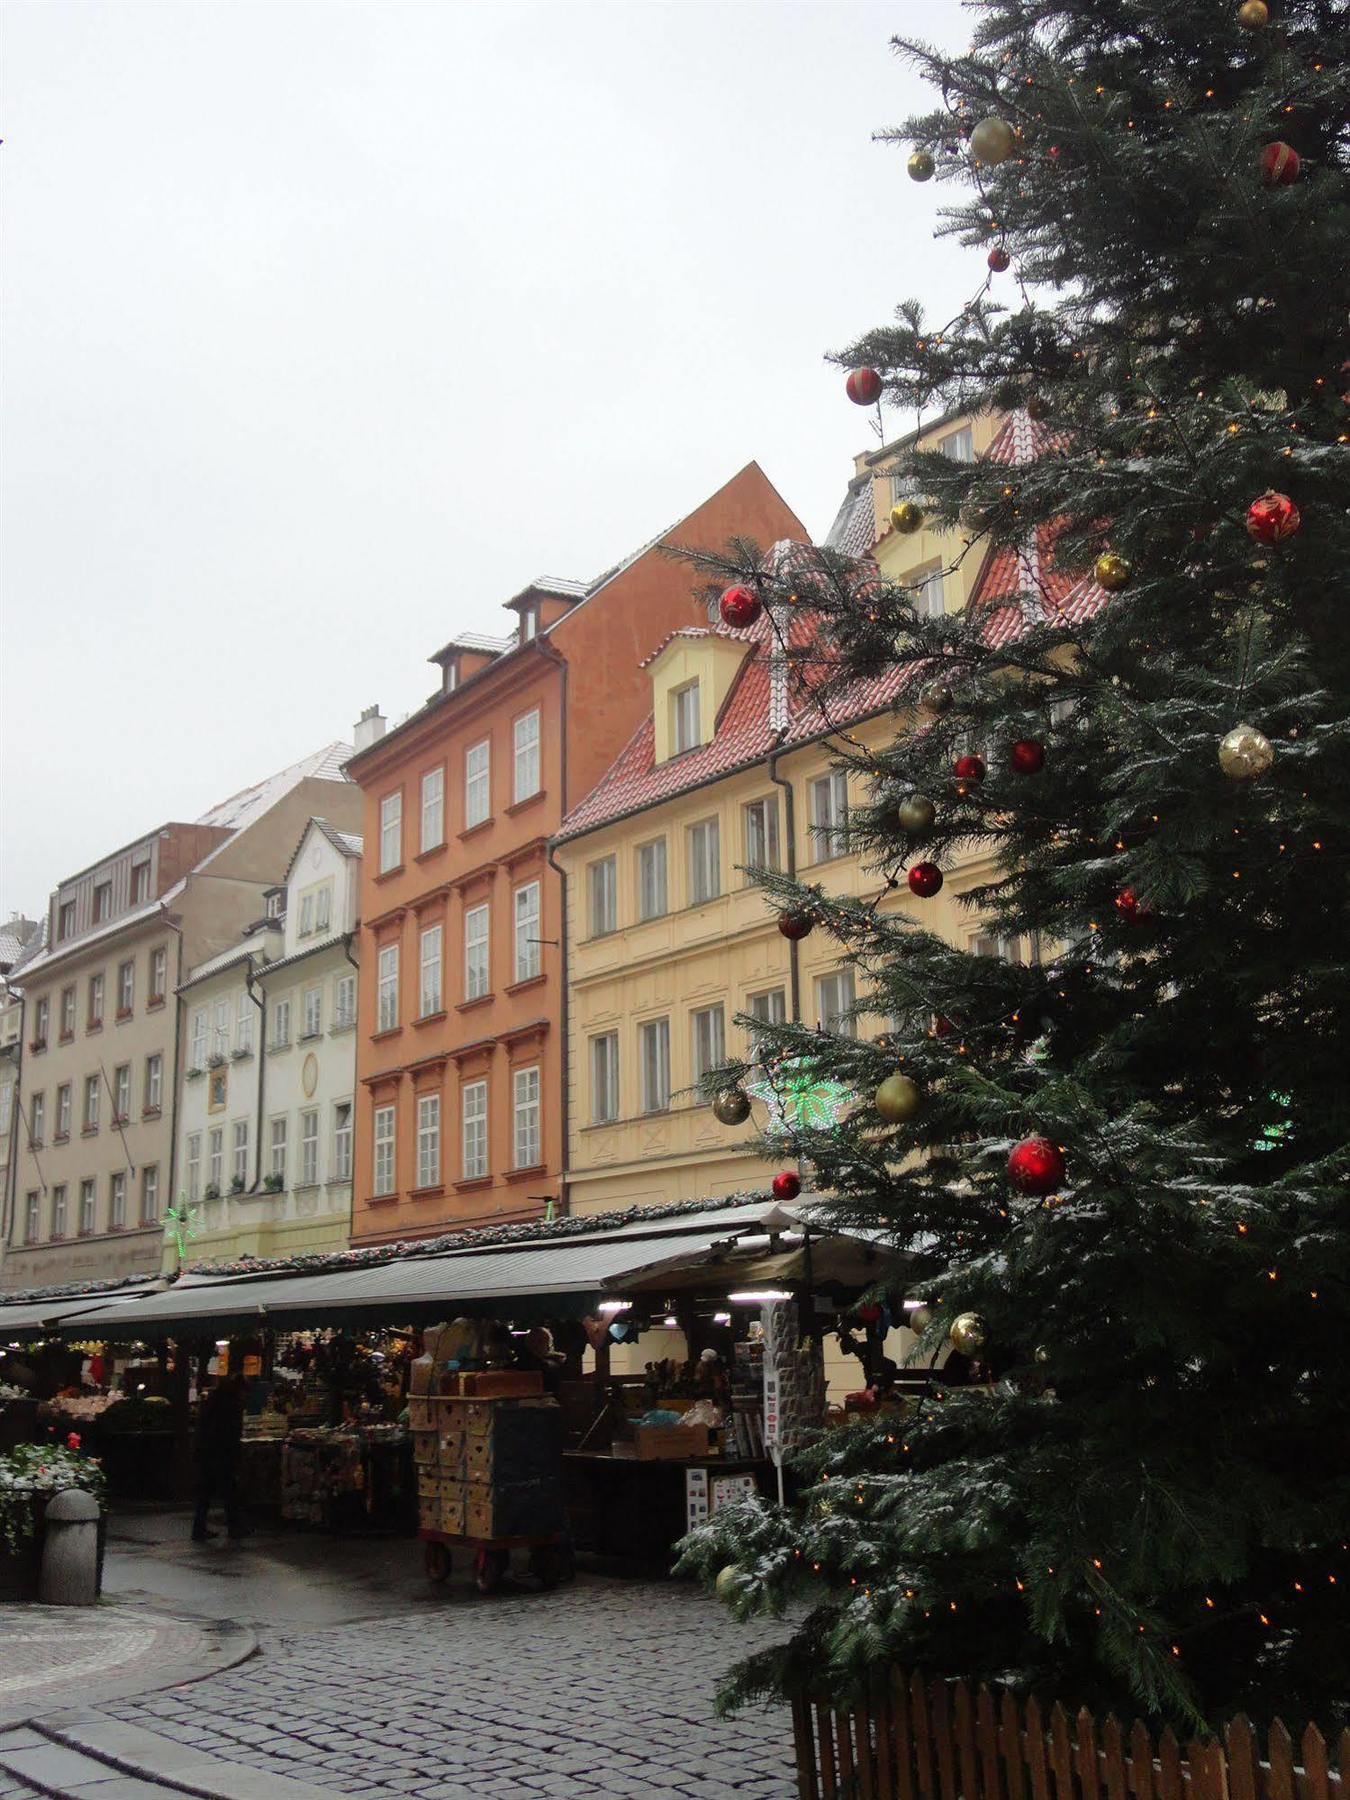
top-left (38, 1488), bottom-right (101, 1606)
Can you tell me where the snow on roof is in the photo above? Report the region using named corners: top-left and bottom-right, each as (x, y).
top-left (195, 741), bottom-right (353, 829)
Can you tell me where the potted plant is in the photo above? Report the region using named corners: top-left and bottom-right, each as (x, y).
top-left (0, 1442), bottom-right (107, 1601)
top-left (263, 1173), bottom-right (284, 1193)
top-left (204, 1183), bottom-right (221, 1201)
top-left (229, 1175), bottom-right (246, 1195)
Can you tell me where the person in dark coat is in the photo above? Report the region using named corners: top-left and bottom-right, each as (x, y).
top-left (192, 1374), bottom-right (247, 1541)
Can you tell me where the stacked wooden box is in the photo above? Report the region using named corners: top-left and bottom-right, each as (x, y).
top-left (413, 1379), bottom-right (565, 1542)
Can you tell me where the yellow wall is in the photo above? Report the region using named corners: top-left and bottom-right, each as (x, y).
top-left (868, 411), bottom-right (1002, 610)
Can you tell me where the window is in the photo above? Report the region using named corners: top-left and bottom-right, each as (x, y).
top-left (58, 900), bottom-right (76, 940)
top-left (208, 1128), bottom-right (224, 1191)
top-left (639, 1018), bottom-right (671, 1114)
top-left (970, 930), bottom-right (1027, 965)
top-left (35, 995), bottom-right (50, 1044)
top-left (0, 1084), bottom-right (10, 1135)
top-left (109, 1171), bottom-right (126, 1229)
top-left (299, 1109), bottom-right (319, 1185)
top-left (443, 658), bottom-right (460, 694)
top-left (334, 973), bottom-right (356, 1028)
top-left (590, 1033), bottom-right (619, 1124)
top-left (810, 771), bottom-right (850, 861)
top-left (299, 893), bottom-right (315, 937)
top-left (145, 1053), bottom-right (163, 1113)
top-left (93, 882), bottom-right (112, 922)
top-left (377, 944), bottom-right (399, 1031)
top-left (333, 1103), bottom-right (353, 1182)
top-left (420, 766), bottom-right (445, 852)
top-left (815, 969), bottom-right (857, 1038)
top-left (236, 991), bottom-right (254, 1054)
top-left (419, 924), bottom-right (443, 1016)
top-left (190, 1008), bottom-right (207, 1070)
top-left (113, 1065), bottom-right (130, 1122)
top-left (379, 791), bottom-right (403, 873)
top-left (315, 885), bottom-right (332, 933)
top-left (748, 987), bottom-right (788, 1029)
top-left (60, 986), bottom-right (76, 1038)
top-left (302, 985), bottom-right (322, 1039)
top-left (131, 860), bottom-right (151, 904)
top-left (637, 839), bottom-right (667, 921)
top-left (232, 1119), bottom-right (249, 1187)
top-left (587, 857), bottom-right (617, 938)
top-left (513, 710), bottom-right (541, 803)
top-left (461, 1081), bottom-right (487, 1180)
top-left (24, 1192), bottom-right (39, 1244)
top-left (79, 1179), bottom-right (96, 1236)
top-left (83, 1075), bottom-right (99, 1132)
top-left (513, 1066), bottom-right (541, 1168)
top-left (912, 565), bottom-right (945, 619)
top-left (212, 997), bottom-right (230, 1058)
top-left (464, 905), bottom-right (490, 1000)
top-left (519, 605), bottom-right (538, 644)
top-left (691, 1004), bottom-right (726, 1083)
top-left (513, 882), bottom-right (541, 982)
top-left (672, 681), bottom-right (701, 754)
top-left (269, 1117), bottom-right (287, 1183)
top-left (272, 998), bottom-right (291, 1049)
top-left (56, 1083), bottom-right (72, 1139)
top-left (465, 740), bottom-right (491, 828)
top-left (687, 818), bottom-right (721, 905)
top-left (939, 425), bottom-right (974, 463)
top-left (117, 960), bottom-right (134, 1014)
top-left (889, 468), bottom-right (919, 504)
top-left (87, 972), bottom-right (104, 1028)
top-left (743, 797), bottom-right (781, 874)
top-left (30, 1091), bottom-right (45, 1144)
top-left (141, 1164), bottom-right (160, 1224)
top-left (373, 1105), bottom-right (396, 1196)
top-left (187, 1134), bottom-right (202, 1203)
top-left (265, 890), bottom-right (284, 920)
top-left (416, 1094), bottom-right (441, 1188)
top-left (52, 1184), bottom-right (67, 1238)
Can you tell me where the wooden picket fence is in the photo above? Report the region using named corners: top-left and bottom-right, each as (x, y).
top-left (790, 1671), bottom-right (1346, 1800)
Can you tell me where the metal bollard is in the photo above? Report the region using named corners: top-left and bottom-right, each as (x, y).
top-left (38, 1488), bottom-right (101, 1606)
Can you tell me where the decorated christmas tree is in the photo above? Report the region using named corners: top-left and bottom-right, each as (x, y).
top-left (679, 0), bottom-right (1350, 1732)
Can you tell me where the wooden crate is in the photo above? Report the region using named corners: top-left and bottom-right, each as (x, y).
top-left (408, 1397), bottom-right (434, 1431)
top-left (437, 1427), bottom-right (465, 1471)
top-left (460, 1370), bottom-right (544, 1399)
top-left (413, 1431), bottom-right (438, 1467)
top-left (632, 1423), bottom-right (710, 1460)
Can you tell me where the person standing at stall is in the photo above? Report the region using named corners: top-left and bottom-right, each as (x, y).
top-left (191, 1373), bottom-right (247, 1541)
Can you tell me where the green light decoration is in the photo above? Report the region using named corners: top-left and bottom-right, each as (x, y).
top-left (163, 1196), bottom-right (201, 1266)
top-left (746, 1056), bottom-right (851, 1139)
top-left (1253, 1092), bottom-right (1293, 1153)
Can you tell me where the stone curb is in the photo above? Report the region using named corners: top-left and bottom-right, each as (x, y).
top-left (28, 1715), bottom-right (338, 1800)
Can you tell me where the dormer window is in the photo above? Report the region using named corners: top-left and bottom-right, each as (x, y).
top-left (443, 659), bottom-right (460, 695)
top-left (671, 681), bottom-right (701, 755)
top-left (519, 606), bottom-right (538, 645)
top-left (265, 891), bottom-right (284, 920)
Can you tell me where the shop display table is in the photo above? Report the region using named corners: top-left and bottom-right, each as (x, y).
top-left (564, 1451), bottom-right (773, 1571)
top-left (281, 1425), bottom-right (413, 1533)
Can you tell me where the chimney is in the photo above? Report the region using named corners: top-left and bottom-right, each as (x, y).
top-left (353, 705), bottom-right (387, 753)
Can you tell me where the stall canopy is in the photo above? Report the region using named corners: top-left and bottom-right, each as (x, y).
top-left (0, 1289), bottom-right (158, 1342)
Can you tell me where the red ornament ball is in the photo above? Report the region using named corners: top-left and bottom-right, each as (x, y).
top-left (1010, 738), bottom-right (1045, 775)
top-left (1258, 141), bottom-right (1300, 187)
top-left (778, 910), bottom-right (814, 941)
top-left (908, 861), bottom-right (943, 898)
top-left (987, 245), bottom-right (1011, 273)
top-left (953, 753), bottom-right (987, 785)
top-left (719, 585), bottom-right (762, 630)
top-left (856, 1302), bottom-right (883, 1325)
top-left (1114, 886), bottom-right (1158, 925)
top-left (771, 1170), bottom-right (802, 1201)
top-left (846, 367), bottom-right (883, 407)
top-left (1007, 1136), bottom-right (1066, 1196)
top-left (1245, 489), bottom-right (1301, 544)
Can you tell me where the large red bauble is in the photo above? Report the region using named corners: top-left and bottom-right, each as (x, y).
top-left (953, 753), bottom-right (987, 785)
top-left (1007, 1136), bottom-right (1065, 1195)
top-left (719, 585), bottom-right (762, 629)
top-left (1258, 141), bottom-right (1300, 187)
top-left (1245, 490), bottom-right (1301, 544)
top-left (771, 1170), bottom-right (802, 1201)
top-left (987, 245), bottom-right (1011, 273)
top-left (778, 910), bottom-right (814, 941)
top-left (1114, 886), bottom-right (1158, 925)
top-left (908, 862), bottom-right (943, 898)
top-left (1010, 738), bottom-right (1045, 775)
top-left (846, 367), bottom-right (883, 406)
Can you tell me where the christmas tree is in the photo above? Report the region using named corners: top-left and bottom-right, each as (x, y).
top-left (679, 0), bottom-right (1350, 1732)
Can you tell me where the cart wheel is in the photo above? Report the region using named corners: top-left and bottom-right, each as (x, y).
top-left (528, 1544), bottom-right (560, 1589)
top-left (474, 1547), bottom-right (509, 1594)
top-left (424, 1541), bottom-right (451, 1584)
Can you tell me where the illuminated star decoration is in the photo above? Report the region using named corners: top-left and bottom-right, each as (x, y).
top-left (1253, 1091), bottom-right (1294, 1153)
top-left (746, 1055), bottom-right (851, 1143)
top-left (163, 1196), bottom-right (201, 1266)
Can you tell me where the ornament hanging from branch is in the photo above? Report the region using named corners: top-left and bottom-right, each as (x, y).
top-left (846, 368), bottom-right (883, 406)
top-left (1245, 490), bottom-right (1300, 542)
top-left (747, 1056), bottom-right (851, 1138)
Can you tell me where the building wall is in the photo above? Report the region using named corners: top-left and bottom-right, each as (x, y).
top-left (866, 411), bottom-right (1003, 609)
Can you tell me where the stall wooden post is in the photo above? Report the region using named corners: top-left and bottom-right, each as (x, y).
top-left (169, 1336), bottom-right (194, 1501)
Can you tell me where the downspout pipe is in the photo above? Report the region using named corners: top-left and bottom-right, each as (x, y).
top-left (767, 735), bottom-right (801, 1025)
top-left (538, 636), bottom-right (570, 1220)
top-left (160, 903), bottom-right (187, 1252)
top-left (245, 956), bottom-right (266, 1192)
top-left (343, 931), bottom-right (359, 1240)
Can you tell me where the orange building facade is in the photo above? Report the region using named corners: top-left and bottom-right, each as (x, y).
top-left (346, 464), bottom-right (805, 1246)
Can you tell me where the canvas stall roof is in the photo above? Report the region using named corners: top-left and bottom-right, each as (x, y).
top-left (0, 1291), bottom-right (157, 1340)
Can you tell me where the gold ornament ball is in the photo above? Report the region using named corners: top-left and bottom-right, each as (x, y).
top-left (712, 1088), bottom-right (752, 1127)
top-left (948, 1311), bottom-right (986, 1355)
top-left (918, 680), bottom-right (954, 718)
top-left (1094, 551), bottom-right (1132, 592)
top-left (969, 116), bottom-right (1016, 166)
top-left (890, 499), bottom-right (924, 535)
top-left (896, 793), bottom-right (937, 835)
top-left (875, 1073), bottom-right (922, 1123)
top-left (1218, 723), bottom-right (1274, 781)
top-left (908, 1304), bottom-right (933, 1335)
top-left (908, 149), bottom-right (936, 182)
top-left (1237, 0), bottom-right (1268, 25)
top-left (715, 1565), bottom-right (741, 1604)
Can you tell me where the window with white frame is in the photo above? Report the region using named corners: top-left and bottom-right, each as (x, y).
top-left (747, 987), bottom-right (788, 1029)
top-left (815, 968), bottom-right (857, 1038)
top-left (687, 818), bottom-right (721, 904)
top-left (112, 1066), bottom-right (129, 1122)
top-left (315, 884), bottom-right (332, 934)
top-left (0, 1083), bottom-right (11, 1136)
top-left (377, 944), bottom-right (399, 1031)
top-left (672, 681), bottom-right (700, 754)
top-left (208, 1128), bottom-right (223, 1191)
top-left (379, 791), bottom-right (403, 873)
top-left (56, 1082), bottom-right (72, 1138)
top-left (269, 1117), bottom-right (287, 1181)
top-left (190, 1008), bottom-right (207, 1069)
top-left (587, 857), bottom-right (617, 937)
top-left (519, 605), bottom-right (538, 644)
top-left (889, 468), bottom-right (919, 504)
top-left (373, 1105), bottom-right (396, 1196)
top-left (464, 904), bottom-right (490, 1000)
top-left (272, 997), bottom-right (291, 1048)
top-left (94, 881), bottom-right (111, 921)
top-left (24, 1191), bottom-right (39, 1244)
top-left (421, 766), bottom-right (445, 852)
top-left (299, 893), bottom-right (315, 937)
top-left (131, 860), bottom-right (151, 904)
top-left (187, 1133), bottom-right (201, 1202)
top-left (30, 1092), bottom-right (45, 1144)
top-left (513, 709), bottom-right (541, 803)
top-left (465, 740), bottom-right (490, 828)
top-left (145, 1053), bottom-right (162, 1113)
top-left (141, 1163), bottom-right (159, 1224)
top-left (88, 972), bottom-right (104, 1026)
top-left (419, 924), bottom-right (443, 1016)
top-left (60, 988), bottom-right (75, 1037)
top-left (637, 839), bottom-right (667, 921)
top-left (150, 946), bottom-right (167, 1001)
top-left (461, 1081), bottom-right (487, 1179)
top-left (969, 929), bottom-right (1028, 965)
top-left (79, 1179), bottom-right (95, 1236)
top-left (416, 1094), bottom-right (441, 1188)
top-left (939, 425), bottom-right (974, 462)
top-left (691, 1004), bottom-right (726, 1083)
top-left (83, 1075), bottom-right (99, 1131)
top-left (590, 1032), bottom-right (619, 1124)
top-left (513, 1066), bottom-right (541, 1168)
top-left (118, 959), bottom-right (134, 1013)
top-left (52, 1184), bottom-right (67, 1238)
top-left (299, 1109), bottom-right (319, 1185)
top-left (109, 1171), bottom-right (126, 1229)
top-left (35, 996), bottom-right (49, 1042)
top-left (333, 1103), bottom-right (353, 1181)
top-left (212, 997), bottom-right (229, 1059)
top-left (513, 882), bottom-right (541, 982)
top-left (232, 1119), bottom-right (249, 1186)
top-left (236, 990), bottom-right (253, 1054)
top-left (810, 771), bottom-right (850, 860)
top-left (265, 890), bottom-right (284, 919)
top-left (334, 972), bottom-right (356, 1028)
top-left (639, 1018), bottom-right (671, 1113)
top-left (912, 565), bottom-right (945, 619)
top-left (58, 901), bottom-right (75, 940)
top-left (302, 985), bottom-right (322, 1039)
top-left (743, 796), bottom-right (781, 874)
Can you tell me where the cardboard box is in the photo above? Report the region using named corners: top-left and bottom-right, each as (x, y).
top-left (413, 1432), bottom-right (438, 1467)
top-left (437, 1428), bottom-right (465, 1471)
top-left (632, 1423), bottom-right (710, 1461)
top-left (408, 1397), bottom-right (433, 1431)
top-left (460, 1370), bottom-right (544, 1399)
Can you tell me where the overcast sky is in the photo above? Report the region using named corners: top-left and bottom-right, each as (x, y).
top-left (2, 0), bottom-right (975, 924)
